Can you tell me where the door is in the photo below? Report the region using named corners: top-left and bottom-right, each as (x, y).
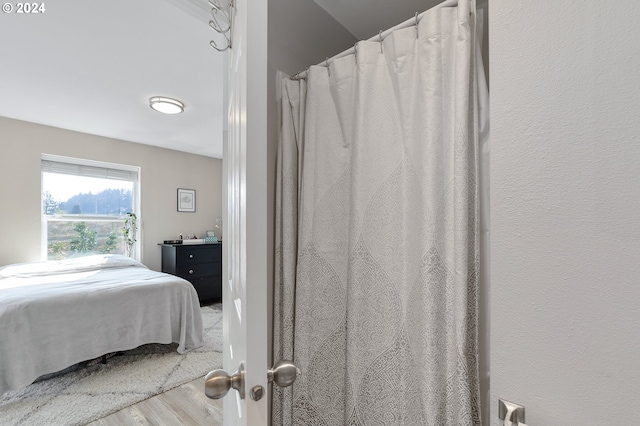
top-left (221, 0), bottom-right (269, 424)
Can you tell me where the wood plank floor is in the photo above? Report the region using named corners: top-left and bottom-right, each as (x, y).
top-left (87, 376), bottom-right (223, 426)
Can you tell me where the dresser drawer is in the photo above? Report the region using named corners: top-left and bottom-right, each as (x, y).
top-left (191, 277), bottom-right (222, 301)
top-left (177, 263), bottom-right (217, 279)
top-left (177, 247), bottom-right (216, 264)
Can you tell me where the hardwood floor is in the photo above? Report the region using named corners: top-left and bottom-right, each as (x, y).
top-left (87, 376), bottom-right (223, 426)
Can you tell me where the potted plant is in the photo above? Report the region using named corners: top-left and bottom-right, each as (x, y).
top-left (122, 212), bottom-right (138, 257)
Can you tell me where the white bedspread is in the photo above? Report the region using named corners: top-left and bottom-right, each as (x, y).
top-left (0, 255), bottom-right (203, 396)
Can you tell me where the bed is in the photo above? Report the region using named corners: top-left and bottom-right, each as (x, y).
top-left (0, 254), bottom-right (204, 396)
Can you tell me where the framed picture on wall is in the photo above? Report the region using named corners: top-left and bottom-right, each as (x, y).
top-left (177, 188), bottom-right (196, 212)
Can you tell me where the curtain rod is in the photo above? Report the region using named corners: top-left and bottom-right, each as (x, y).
top-left (292, 0), bottom-right (459, 80)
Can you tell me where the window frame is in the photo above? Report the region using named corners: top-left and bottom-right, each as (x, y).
top-left (40, 154), bottom-right (141, 261)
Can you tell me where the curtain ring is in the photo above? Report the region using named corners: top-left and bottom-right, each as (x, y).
top-left (415, 12), bottom-right (419, 39)
top-left (379, 30), bottom-right (383, 54)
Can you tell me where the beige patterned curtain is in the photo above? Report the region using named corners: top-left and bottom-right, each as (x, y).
top-left (274, 1), bottom-right (481, 424)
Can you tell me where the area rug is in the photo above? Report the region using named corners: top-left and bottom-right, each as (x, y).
top-left (0, 304), bottom-right (223, 426)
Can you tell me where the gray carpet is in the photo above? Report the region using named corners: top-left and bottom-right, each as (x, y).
top-left (0, 304), bottom-right (223, 426)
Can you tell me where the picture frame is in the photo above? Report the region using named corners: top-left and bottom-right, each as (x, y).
top-left (177, 188), bottom-right (196, 212)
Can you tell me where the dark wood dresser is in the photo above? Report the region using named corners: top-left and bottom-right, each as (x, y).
top-left (160, 243), bottom-right (222, 303)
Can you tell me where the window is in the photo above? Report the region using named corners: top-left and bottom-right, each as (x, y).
top-left (41, 154), bottom-right (140, 261)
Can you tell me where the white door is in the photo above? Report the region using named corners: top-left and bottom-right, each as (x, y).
top-left (220, 0), bottom-right (269, 425)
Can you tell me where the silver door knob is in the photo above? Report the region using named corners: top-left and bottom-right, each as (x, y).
top-left (205, 362), bottom-right (245, 399)
top-left (268, 360), bottom-right (299, 388)
top-left (204, 360), bottom-right (298, 401)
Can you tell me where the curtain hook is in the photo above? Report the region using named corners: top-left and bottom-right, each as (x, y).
top-left (379, 30), bottom-right (383, 54)
top-left (353, 42), bottom-right (358, 64)
top-left (325, 57), bottom-right (330, 76)
top-left (415, 12), bottom-right (419, 39)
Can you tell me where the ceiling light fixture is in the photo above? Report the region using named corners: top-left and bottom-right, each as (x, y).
top-left (149, 96), bottom-right (184, 114)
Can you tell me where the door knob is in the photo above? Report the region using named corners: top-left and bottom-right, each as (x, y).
top-left (268, 360), bottom-right (299, 388)
top-left (205, 362), bottom-right (245, 399)
top-left (204, 360), bottom-right (298, 401)
top-left (250, 360), bottom-right (300, 402)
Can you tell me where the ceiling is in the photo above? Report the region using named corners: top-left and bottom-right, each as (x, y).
top-left (313, 0), bottom-right (442, 40)
top-left (0, 0), bottom-right (442, 159)
top-left (0, 0), bottom-right (224, 157)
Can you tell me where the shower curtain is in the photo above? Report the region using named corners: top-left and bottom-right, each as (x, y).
top-left (274, 0), bottom-right (483, 424)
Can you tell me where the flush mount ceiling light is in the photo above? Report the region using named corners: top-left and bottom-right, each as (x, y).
top-left (149, 96), bottom-right (184, 114)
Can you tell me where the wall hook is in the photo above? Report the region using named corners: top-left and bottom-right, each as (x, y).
top-left (208, 0), bottom-right (234, 51)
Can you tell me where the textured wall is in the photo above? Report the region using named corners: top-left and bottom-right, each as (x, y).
top-left (490, 1), bottom-right (640, 424)
top-left (0, 117), bottom-right (222, 271)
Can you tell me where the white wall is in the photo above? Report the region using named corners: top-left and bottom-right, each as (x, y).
top-left (0, 117), bottom-right (222, 271)
top-left (490, 1), bottom-right (640, 424)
